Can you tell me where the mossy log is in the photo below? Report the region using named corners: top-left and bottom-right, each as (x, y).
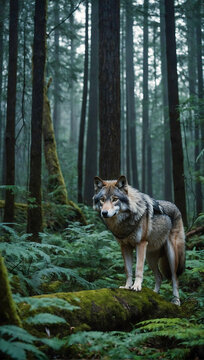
top-left (0, 255), bottom-right (22, 326)
top-left (20, 287), bottom-right (186, 335)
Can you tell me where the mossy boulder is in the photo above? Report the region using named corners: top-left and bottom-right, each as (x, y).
top-left (19, 287), bottom-right (186, 335)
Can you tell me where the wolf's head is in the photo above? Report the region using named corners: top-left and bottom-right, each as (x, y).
top-left (93, 175), bottom-right (129, 218)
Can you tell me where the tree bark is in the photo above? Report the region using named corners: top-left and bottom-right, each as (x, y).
top-left (43, 80), bottom-right (87, 225)
top-left (160, 0), bottom-right (173, 202)
top-left (164, 0), bottom-right (187, 225)
top-left (195, 0), bottom-right (203, 215)
top-left (27, 0), bottom-right (47, 241)
top-left (98, 0), bottom-right (120, 179)
top-left (20, 288), bottom-right (186, 334)
top-left (0, 255), bottom-right (22, 327)
top-left (70, 1), bottom-right (77, 144)
top-left (84, 0), bottom-right (99, 205)
top-left (0, 0), bottom-right (6, 184)
top-left (78, 0), bottom-right (89, 203)
top-left (3, 0), bottom-right (19, 224)
top-left (53, 0), bottom-right (61, 144)
top-left (142, 0), bottom-right (150, 194)
top-left (125, 0), bottom-right (139, 189)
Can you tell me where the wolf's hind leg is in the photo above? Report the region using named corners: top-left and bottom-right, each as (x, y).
top-left (146, 252), bottom-right (162, 293)
top-left (165, 240), bottom-right (180, 306)
top-left (120, 244), bottom-right (133, 289)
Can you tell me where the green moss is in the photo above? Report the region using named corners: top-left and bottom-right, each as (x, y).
top-left (0, 255), bottom-right (22, 326)
top-left (19, 287), bottom-right (186, 336)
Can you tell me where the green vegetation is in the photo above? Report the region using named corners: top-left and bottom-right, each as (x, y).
top-left (0, 208), bottom-right (203, 359)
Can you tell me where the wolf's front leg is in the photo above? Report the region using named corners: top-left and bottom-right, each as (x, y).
top-left (119, 244), bottom-right (133, 289)
top-left (132, 241), bottom-right (148, 291)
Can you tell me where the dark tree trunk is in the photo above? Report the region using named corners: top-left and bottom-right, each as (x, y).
top-left (3, 0), bottom-right (19, 224)
top-left (195, 0), bottom-right (203, 215)
top-left (53, 1), bottom-right (61, 143)
top-left (78, 0), bottom-right (89, 203)
top-left (164, 0), bottom-right (187, 225)
top-left (0, 0), bottom-right (6, 183)
top-left (125, 0), bottom-right (139, 189)
top-left (142, 0), bottom-right (149, 194)
top-left (160, 0), bottom-right (173, 202)
top-left (84, 0), bottom-right (99, 204)
top-left (27, 0), bottom-right (47, 241)
top-left (70, 1), bottom-right (77, 144)
top-left (98, 0), bottom-right (120, 179)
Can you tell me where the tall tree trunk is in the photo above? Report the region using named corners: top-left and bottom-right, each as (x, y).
top-left (43, 79), bottom-right (69, 205)
top-left (125, 0), bottom-right (139, 189)
top-left (27, 0), bottom-right (47, 241)
top-left (98, 0), bottom-right (120, 179)
top-left (78, 0), bottom-right (89, 203)
top-left (142, 0), bottom-right (150, 194)
top-left (53, 1), bottom-right (61, 144)
top-left (160, 0), bottom-right (173, 201)
top-left (0, 0), bottom-right (6, 186)
top-left (70, 1), bottom-right (77, 144)
top-left (84, 0), bottom-right (99, 204)
top-left (3, 0), bottom-right (19, 224)
top-left (195, 0), bottom-right (203, 215)
top-left (164, 0), bottom-right (187, 225)
top-left (43, 79), bottom-right (86, 225)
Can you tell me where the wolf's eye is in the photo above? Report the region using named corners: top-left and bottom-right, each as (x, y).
top-left (112, 196), bottom-right (118, 203)
top-left (100, 197), bottom-right (105, 204)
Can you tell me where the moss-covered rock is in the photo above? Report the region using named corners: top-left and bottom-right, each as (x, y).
top-left (19, 287), bottom-right (186, 335)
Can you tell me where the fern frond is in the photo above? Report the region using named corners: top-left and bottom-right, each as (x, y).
top-left (0, 325), bottom-right (37, 343)
top-left (24, 313), bottom-right (66, 325)
top-left (16, 296), bottom-right (79, 311)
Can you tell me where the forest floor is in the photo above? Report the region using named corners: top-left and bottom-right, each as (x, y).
top-left (0, 205), bottom-right (203, 359)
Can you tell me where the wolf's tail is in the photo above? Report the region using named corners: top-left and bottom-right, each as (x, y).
top-left (158, 204), bottom-right (185, 279)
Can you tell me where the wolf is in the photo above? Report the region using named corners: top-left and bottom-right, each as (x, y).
top-left (93, 175), bottom-right (185, 305)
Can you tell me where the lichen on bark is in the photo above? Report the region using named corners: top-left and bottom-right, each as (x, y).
top-left (42, 79), bottom-right (86, 225)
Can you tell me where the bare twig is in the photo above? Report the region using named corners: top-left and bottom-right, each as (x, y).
top-left (47, 0), bottom-right (85, 38)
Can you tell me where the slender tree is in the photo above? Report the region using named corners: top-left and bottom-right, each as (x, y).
top-left (3, 0), bottom-right (19, 224)
top-left (164, 0), bottom-right (187, 224)
top-left (98, 0), bottom-right (120, 179)
top-left (78, 0), bottom-right (89, 203)
top-left (160, 0), bottom-right (173, 201)
top-left (84, 0), bottom-right (99, 204)
top-left (53, 0), bottom-right (61, 143)
top-left (195, 0), bottom-right (203, 214)
top-left (125, 0), bottom-right (139, 188)
top-left (70, 0), bottom-right (77, 144)
top-left (0, 0), bottom-right (6, 173)
top-left (27, 0), bottom-right (47, 241)
top-left (142, 0), bottom-right (151, 194)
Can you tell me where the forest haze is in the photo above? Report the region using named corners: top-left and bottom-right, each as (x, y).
top-left (0, 0), bottom-right (203, 226)
top-left (0, 0), bottom-right (203, 358)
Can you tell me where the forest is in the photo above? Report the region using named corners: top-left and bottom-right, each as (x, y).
top-left (0, 0), bottom-right (203, 359)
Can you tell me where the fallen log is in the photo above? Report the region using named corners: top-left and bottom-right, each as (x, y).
top-left (20, 287), bottom-right (187, 335)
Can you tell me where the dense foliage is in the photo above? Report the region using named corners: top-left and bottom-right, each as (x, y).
top-left (0, 208), bottom-right (203, 359)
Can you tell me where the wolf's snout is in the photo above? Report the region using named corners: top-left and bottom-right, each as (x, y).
top-left (102, 210), bottom-right (108, 218)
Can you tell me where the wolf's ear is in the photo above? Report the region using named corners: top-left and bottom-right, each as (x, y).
top-left (94, 176), bottom-right (105, 192)
top-left (116, 175), bottom-right (128, 190)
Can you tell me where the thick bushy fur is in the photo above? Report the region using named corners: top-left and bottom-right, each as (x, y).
top-left (93, 175), bottom-right (185, 305)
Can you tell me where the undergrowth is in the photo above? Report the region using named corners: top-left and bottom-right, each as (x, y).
top-left (0, 208), bottom-right (203, 359)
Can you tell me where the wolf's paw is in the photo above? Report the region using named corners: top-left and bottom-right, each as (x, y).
top-left (119, 285), bottom-right (132, 290)
top-left (131, 279), bottom-right (142, 291)
top-left (171, 297), bottom-right (180, 306)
